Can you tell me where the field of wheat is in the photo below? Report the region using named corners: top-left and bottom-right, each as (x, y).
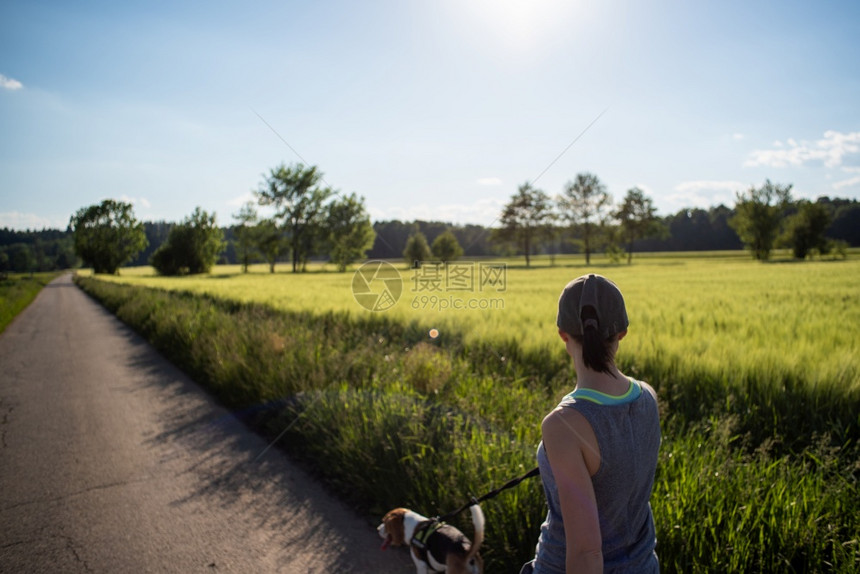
top-left (89, 254), bottom-right (859, 393)
top-left (77, 253), bottom-right (860, 572)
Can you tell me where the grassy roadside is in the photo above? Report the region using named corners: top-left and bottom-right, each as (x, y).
top-left (0, 272), bottom-right (63, 334)
top-left (74, 273), bottom-right (859, 573)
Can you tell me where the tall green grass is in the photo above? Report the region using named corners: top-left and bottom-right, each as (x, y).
top-left (0, 272), bottom-right (61, 333)
top-left (86, 256), bottom-right (860, 395)
top-left (89, 257), bottom-right (860, 453)
top-left (75, 268), bottom-right (859, 573)
top-left (655, 418), bottom-right (858, 572)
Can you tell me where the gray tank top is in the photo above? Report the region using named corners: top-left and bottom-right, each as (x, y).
top-left (531, 379), bottom-right (661, 573)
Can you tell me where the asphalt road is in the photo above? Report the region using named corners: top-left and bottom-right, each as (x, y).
top-left (0, 274), bottom-right (414, 573)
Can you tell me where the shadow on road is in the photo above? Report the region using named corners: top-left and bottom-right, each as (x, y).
top-left (111, 319), bottom-right (403, 573)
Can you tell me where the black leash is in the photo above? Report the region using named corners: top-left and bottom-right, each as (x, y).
top-left (436, 466), bottom-right (540, 523)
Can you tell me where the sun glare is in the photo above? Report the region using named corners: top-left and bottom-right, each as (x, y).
top-left (457, 0), bottom-right (581, 52)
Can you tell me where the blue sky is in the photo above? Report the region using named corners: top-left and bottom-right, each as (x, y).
top-left (1, 0), bottom-right (859, 230)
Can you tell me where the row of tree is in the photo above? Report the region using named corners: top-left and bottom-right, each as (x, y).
top-left (367, 197), bottom-right (858, 260)
top-left (494, 175), bottom-right (663, 266)
top-left (5, 163), bottom-right (859, 275)
top-left (233, 163), bottom-right (375, 273)
top-left (0, 228), bottom-right (79, 274)
top-left (490, 175), bottom-right (855, 265)
top-left (63, 163), bottom-right (377, 276)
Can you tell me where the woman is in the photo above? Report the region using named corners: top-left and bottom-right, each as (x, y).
top-left (521, 274), bottom-right (661, 574)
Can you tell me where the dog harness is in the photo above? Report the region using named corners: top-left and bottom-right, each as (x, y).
top-left (411, 519), bottom-right (445, 571)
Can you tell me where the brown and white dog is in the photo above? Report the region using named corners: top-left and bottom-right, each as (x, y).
top-left (377, 504), bottom-right (484, 574)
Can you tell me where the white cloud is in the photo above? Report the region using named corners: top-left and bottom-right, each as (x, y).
top-left (630, 183), bottom-right (655, 195)
top-left (663, 180), bottom-right (747, 212)
top-left (368, 197), bottom-right (505, 226)
top-left (833, 175), bottom-right (860, 190)
top-left (0, 73), bottom-right (23, 91)
top-left (0, 211), bottom-right (65, 230)
top-left (225, 192), bottom-right (278, 221)
top-left (226, 191), bottom-right (256, 208)
top-left (476, 177), bottom-right (503, 186)
top-left (674, 180), bottom-right (748, 194)
top-left (745, 130), bottom-right (860, 168)
top-left (119, 195), bottom-right (152, 210)
top-left (732, 133), bottom-right (745, 141)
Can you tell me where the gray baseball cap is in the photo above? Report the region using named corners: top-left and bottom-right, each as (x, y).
top-left (557, 274), bottom-right (629, 338)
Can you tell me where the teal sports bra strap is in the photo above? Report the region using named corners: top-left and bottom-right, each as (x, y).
top-left (566, 379), bottom-right (642, 406)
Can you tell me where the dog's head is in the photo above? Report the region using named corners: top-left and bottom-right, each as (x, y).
top-left (377, 508), bottom-right (408, 550)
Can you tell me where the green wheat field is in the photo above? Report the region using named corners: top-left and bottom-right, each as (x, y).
top-left (77, 253), bottom-right (859, 573)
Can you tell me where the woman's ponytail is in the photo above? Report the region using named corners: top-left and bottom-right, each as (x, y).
top-left (580, 307), bottom-right (615, 376)
top-left (557, 274), bottom-right (628, 377)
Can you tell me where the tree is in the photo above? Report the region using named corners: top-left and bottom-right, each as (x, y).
top-left (827, 199), bottom-right (860, 246)
top-left (150, 207), bottom-right (225, 275)
top-left (403, 232), bottom-right (432, 268)
top-left (431, 230), bottom-right (463, 263)
top-left (325, 193), bottom-right (376, 272)
top-left (70, 199), bottom-right (148, 274)
top-left (257, 163), bottom-right (333, 272)
top-left (495, 182), bottom-right (554, 267)
top-left (558, 172), bottom-right (612, 265)
top-left (232, 202), bottom-right (259, 273)
top-left (603, 226), bottom-right (626, 264)
top-left (128, 221), bottom-right (173, 267)
top-left (730, 180), bottom-right (793, 260)
top-left (255, 219), bottom-right (288, 273)
top-left (52, 237), bottom-right (79, 269)
top-left (781, 200), bottom-right (831, 259)
top-left (367, 221), bottom-right (496, 259)
top-left (4, 244), bottom-right (34, 273)
top-left (0, 229), bottom-right (80, 272)
top-left (614, 187), bottom-right (665, 264)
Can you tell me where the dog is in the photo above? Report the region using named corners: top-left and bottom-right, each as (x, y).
top-left (377, 504), bottom-right (484, 574)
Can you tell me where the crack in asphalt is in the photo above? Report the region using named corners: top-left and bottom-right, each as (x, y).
top-left (0, 538), bottom-right (29, 551)
top-left (0, 475), bottom-right (156, 514)
top-left (62, 532), bottom-right (95, 573)
top-left (0, 534), bottom-right (94, 573)
top-left (0, 398), bottom-right (12, 449)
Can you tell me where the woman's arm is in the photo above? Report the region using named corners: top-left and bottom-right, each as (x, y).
top-left (542, 408), bottom-right (603, 574)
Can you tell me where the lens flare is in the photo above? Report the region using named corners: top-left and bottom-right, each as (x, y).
top-left (429, 328), bottom-right (439, 339)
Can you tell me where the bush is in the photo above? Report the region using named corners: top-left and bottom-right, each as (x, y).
top-left (431, 230), bottom-right (464, 263)
top-left (150, 207), bottom-right (224, 275)
top-left (403, 232), bottom-right (432, 268)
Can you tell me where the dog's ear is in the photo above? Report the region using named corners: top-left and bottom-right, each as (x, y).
top-left (382, 509), bottom-right (406, 546)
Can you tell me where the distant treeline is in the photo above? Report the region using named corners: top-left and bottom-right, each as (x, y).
top-left (367, 197), bottom-right (860, 259)
top-left (2, 196), bottom-right (858, 272)
top-left (0, 228), bottom-right (79, 273)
